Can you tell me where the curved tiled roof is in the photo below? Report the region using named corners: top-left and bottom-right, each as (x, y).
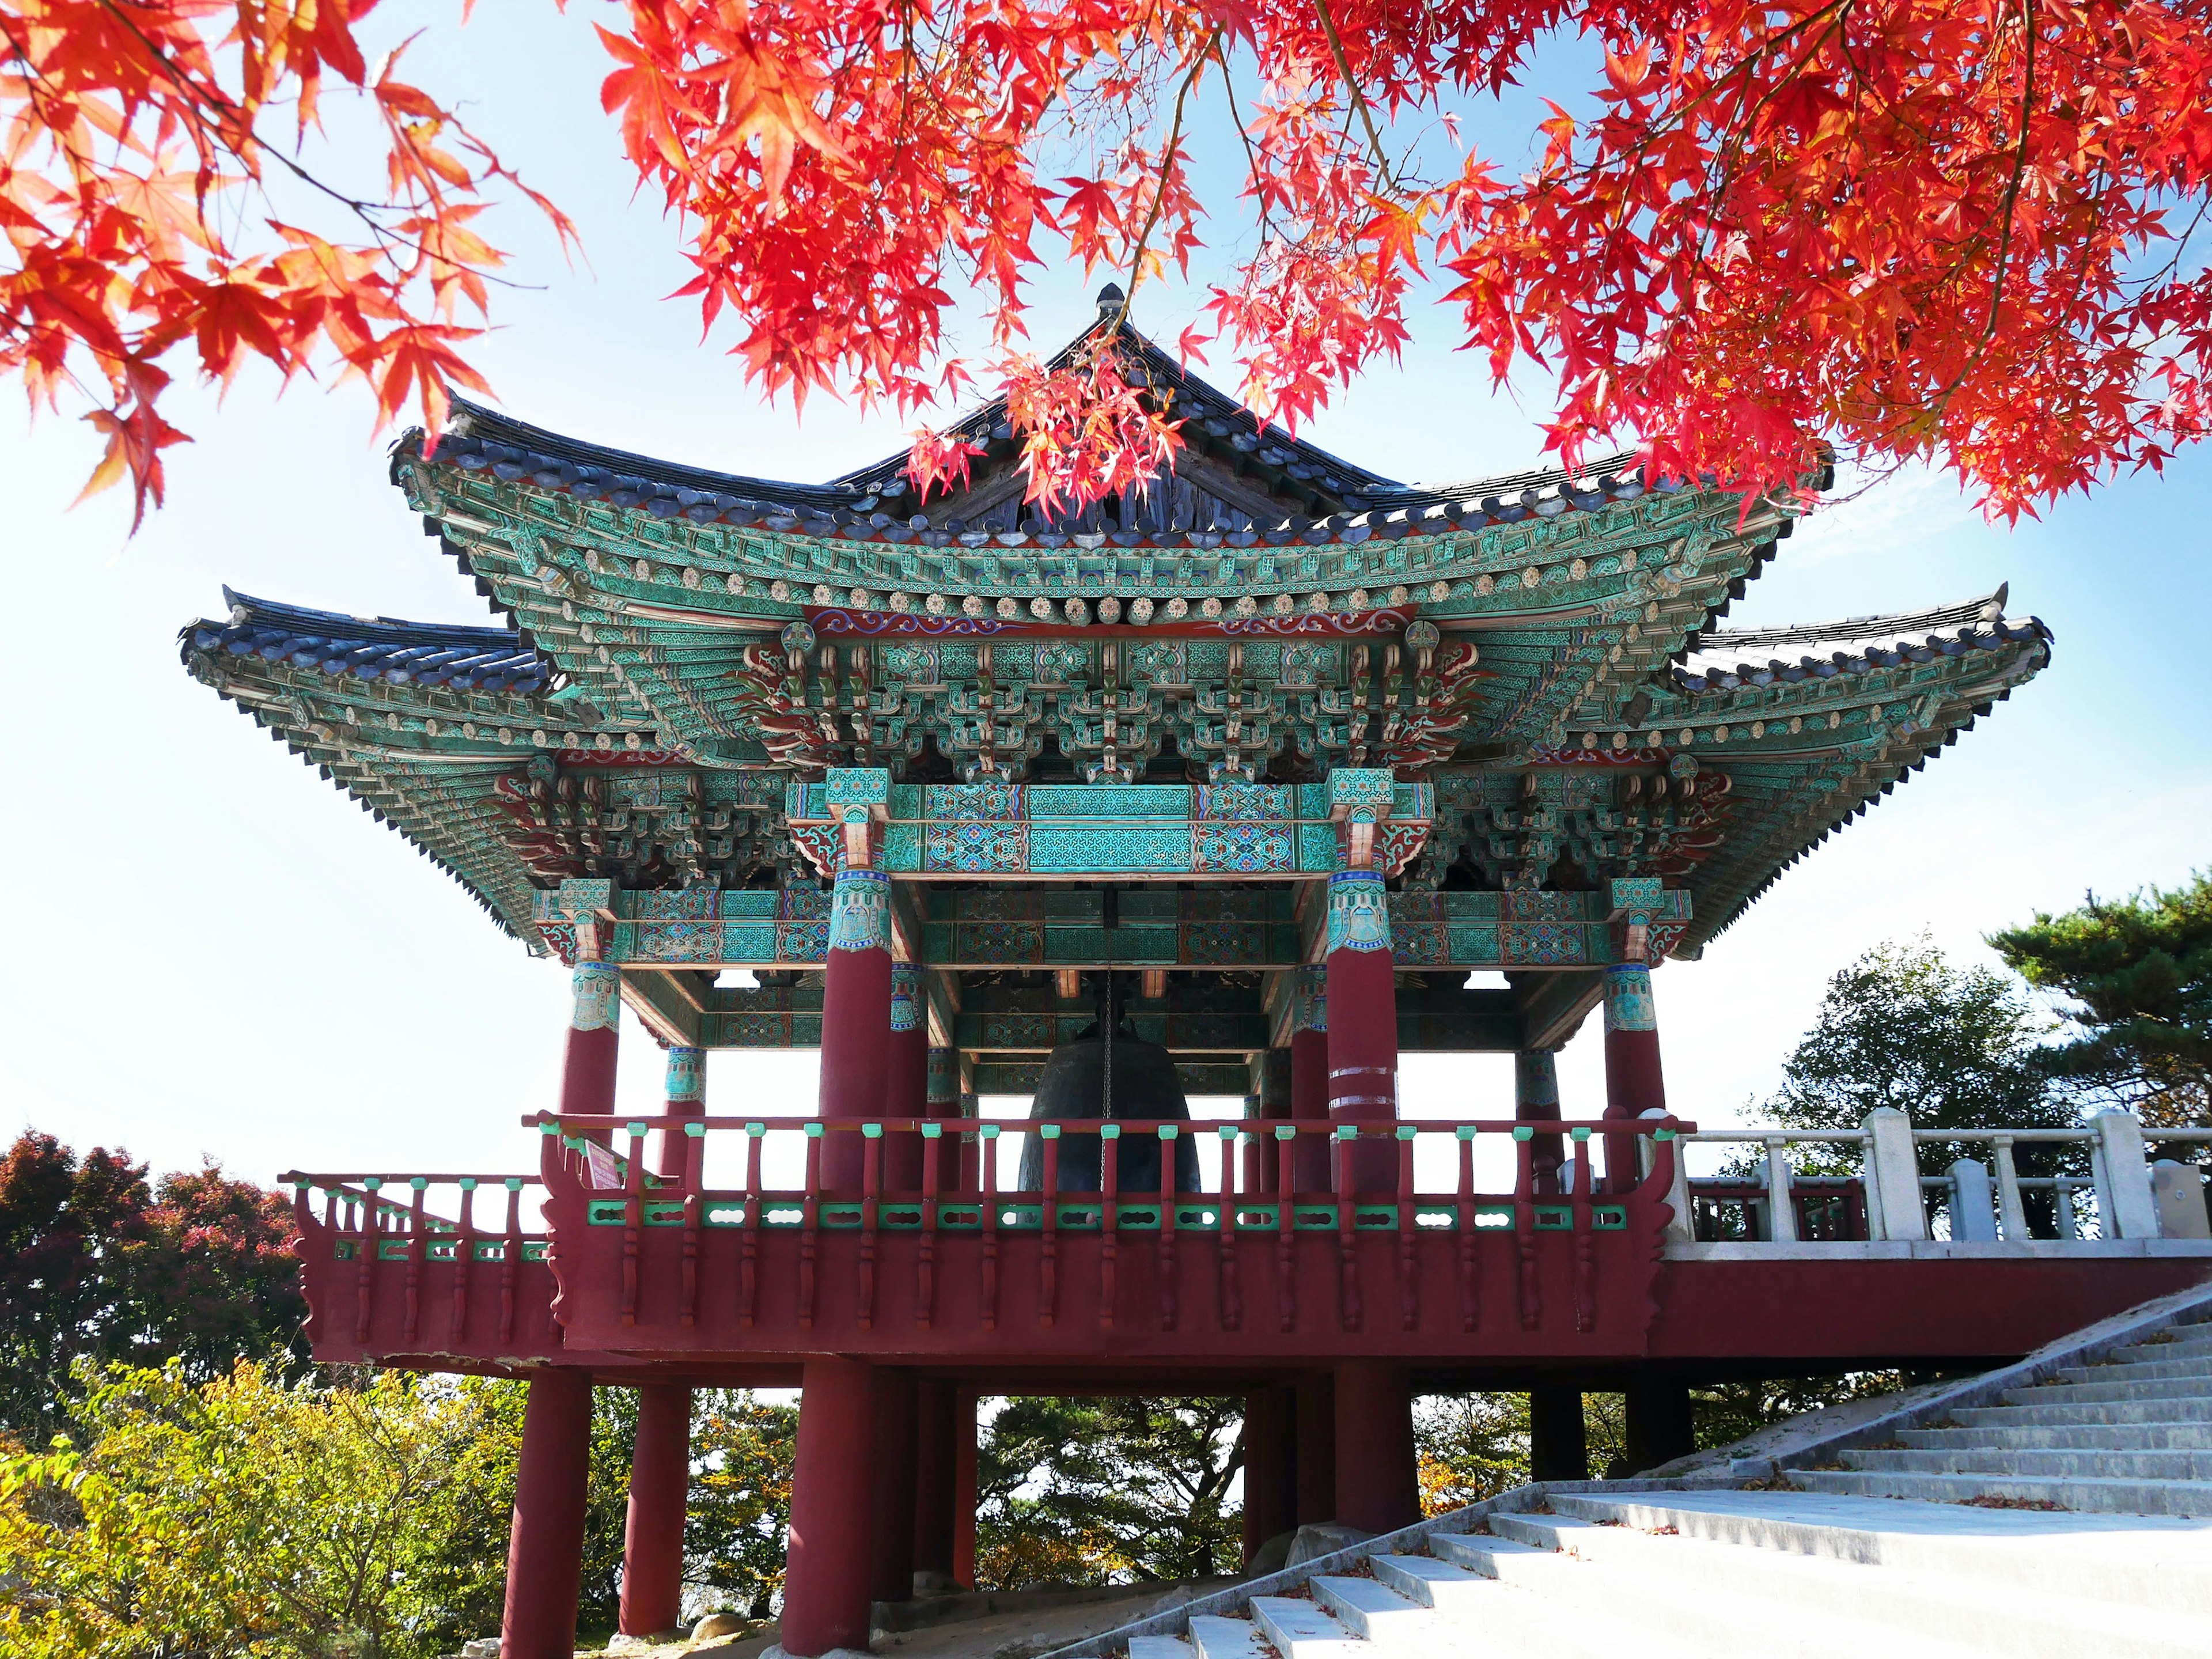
top-left (1672, 588), bottom-right (2051, 693)
top-left (407, 289), bottom-right (1781, 549)
top-left (181, 589), bottom-right (555, 695)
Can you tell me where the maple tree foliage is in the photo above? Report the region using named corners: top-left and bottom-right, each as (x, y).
top-left (1, 0), bottom-right (572, 527)
top-left (596, 0), bottom-right (2212, 518)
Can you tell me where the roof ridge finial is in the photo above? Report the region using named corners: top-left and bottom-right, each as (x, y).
top-left (1095, 281), bottom-right (1126, 319)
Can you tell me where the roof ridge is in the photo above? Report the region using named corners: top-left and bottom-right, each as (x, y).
top-left (1692, 586), bottom-right (2012, 650)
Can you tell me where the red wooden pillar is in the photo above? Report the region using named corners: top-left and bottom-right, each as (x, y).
top-left (502, 1369), bottom-right (594, 1659)
top-left (884, 965), bottom-right (928, 1190)
top-left (562, 960), bottom-right (622, 1125)
top-left (820, 865), bottom-right (893, 1190)
top-left (783, 1356), bottom-right (879, 1656)
top-left (1601, 963), bottom-right (1664, 1191)
top-left (1242, 1384), bottom-right (1298, 1560)
top-left (952, 1387), bottom-right (979, 1589)
top-left (618, 1383), bottom-right (691, 1637)
top-left (1514, 1047), bottom-right (1565, 1195)
top-left (1294, 1370), bottom-right (1337, 1525)
top-left (1332, 1359), bottom-right (1419, 1535)
top-left (655, 1046), bottom-right (705, 1179)
top-left (1290, 996), bottom-right (1331, 1195)
top-left (1325, 869), bottom-right (1399, 1195)
top-left (912, 1378), bottom-right (960, 1590)
top-left (1244, 1048), bottom-right (1292, 1193)
top-left (869, 1369), bottom-right (921, 1604)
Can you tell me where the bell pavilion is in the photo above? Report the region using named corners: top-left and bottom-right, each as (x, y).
top-left (181, 292), bottom-right (2195, 1659)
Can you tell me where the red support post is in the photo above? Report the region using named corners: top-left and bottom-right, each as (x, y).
top-left (502, 1369), bottom-right (594, 1659)
top-left (783, 1356), bottom-right (880, 1657)
top-left (1244, 1048), bottom-right (1293, 1192)
top-left (1324, 870), bottom-right (1399, 1195)
top-left (562, 960), bottom-right (622, 1125)
top-left (1290, 965), bottom-right (1331, 1193)
top-left (1601, 964), bottom-right (1664, 1192)
top-left (1332, 1359), bottom-right (1418, 1535)
top-left (618, 1383), bottom-right (692, 1638)
top-left (656, 1046), bottom-right (705, 1179)
top-left (820, 865), bottom-right (893, 1191)
top-left (1515, 1048), bottom-right (1565, 1195)
top-left (1243, 1384), bottom-right (1298, 1560)
top-left (911, 1378), bottom-right (959, 1591)
top-left (952, 1387), bottom-right (979, 1590)
top-left (1294, 1370), bottom-right (1337, 1525)
top-left (884, 965), bottom-right (929, 1191)
top-left (869, 1369), bottom-right (921, 1605)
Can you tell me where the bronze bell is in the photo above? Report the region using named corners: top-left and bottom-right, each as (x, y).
top-left (1018, 973), bottom-right (1201, 1194)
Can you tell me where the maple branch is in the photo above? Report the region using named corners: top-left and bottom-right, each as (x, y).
top-left (1977, 0), bottom-right (2039, 349)
top-left (1310, 0), bottom-right (1400, 194)
top-left (1109, 29), bottom-right (1217, 328)
top-left (1210, 39), bottom-right (1278, 244)
top-left (81, 0), bottom-right (545, 294)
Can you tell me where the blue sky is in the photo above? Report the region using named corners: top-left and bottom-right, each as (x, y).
top-left (4, 7), bottom-right (2208, 1188)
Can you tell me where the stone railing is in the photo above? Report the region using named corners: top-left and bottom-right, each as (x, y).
top-left (1661, 1109), bottom-right (2212, 1246)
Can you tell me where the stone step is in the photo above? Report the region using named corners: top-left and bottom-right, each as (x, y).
top-left (2004, 1376), bottom-right (2212, 1406)
top-left (1188, 1614), bottom-right (1271, 1659)
top-left (1309, 1575), bottom-right (1438, 1647)
top-left (2059, 1355), bottom-right (2212, 1384)
top-left (1955, 1395), bottom-right (2212, 1427)
top-left (1511, 1503), bottom-right (2205, 1659)
top-left (1130, 1639), bottom-right (1195, 1659)
top-left (1551, 1489), bottom-right (2212, 1615)
top-left (1842, 1444), bottom-right (2212, 1479)
top-left (2115, 1334), bottom-right (2212, 1362)
top-left (1248, 1594), bottom-right (1365, 1659)
top-left (1376, 1535), bottom-right (1709, 1659)
top-left (1791, 1465), bottom-right (2212, 1518)
top-left (1899, 1421), bottom-right (2212, 1451)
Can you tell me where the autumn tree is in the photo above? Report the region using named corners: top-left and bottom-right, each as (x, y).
top-left (1990, 872), bottom-right (2212, 1128)
top-left (0, 1132), bottom-right (305, 1438)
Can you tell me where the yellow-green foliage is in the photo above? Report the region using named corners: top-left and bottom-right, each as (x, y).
top-left (0, 1361), bottom-right (518, 1659)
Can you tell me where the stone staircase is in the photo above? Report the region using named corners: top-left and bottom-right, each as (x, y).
top-left (1128, 1490), bottom-right (2212, 1658)
top-left (1058, 1282), bottom-right (2212, 1659)
top-left (1789, 1314), bottom-right (2212, 1516)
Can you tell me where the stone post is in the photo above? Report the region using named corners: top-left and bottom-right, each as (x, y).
top-left (1332, 1360), bottom-right (1418, 1534)
top-left (1862, 1107), bottom-right (1927, 1241)
top-left (618, 1384), bottom-right (692, 1638)
top-left (1514, 1048), bottom-right (1565, 1194)
top-left (883, 964), bottom-right (928, 1190)
top-left (2091, 1109), bottom-right (2161, 1238)
top-left (502, 1369), bottom-right (594, 1659)
top-left (1948, 1158), bottom-right (1999, 1241)
top-left (1325, 869), bottom-right (1399, 1195)
top-left (782, 1357), bottom-right (880, 1657)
